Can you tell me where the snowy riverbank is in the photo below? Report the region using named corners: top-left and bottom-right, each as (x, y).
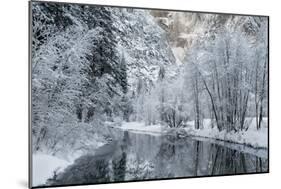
top-left (32, 154), bottom-right (72, 187)
top-left (113, 118), bottom-right (268, 149)
top-left (33, 118), bottom-right (267, 187)
top-left (32, 139), bottom-right (106, 186)
top-left (184, 119), bottom-right (268, 149)
top-left (114, 121), bottom-right (165, 135)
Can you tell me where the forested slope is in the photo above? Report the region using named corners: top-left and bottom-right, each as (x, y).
top-left (31, 2), bottom-right (176, 156)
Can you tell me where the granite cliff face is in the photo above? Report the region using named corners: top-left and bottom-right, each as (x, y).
top-left (151, 11), bottom-right (267, 62)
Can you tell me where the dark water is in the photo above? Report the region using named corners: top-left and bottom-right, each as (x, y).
top-left (48, 128), bottom-right (268, 186)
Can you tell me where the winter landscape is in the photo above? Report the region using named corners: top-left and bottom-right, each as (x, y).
top-left (31, 1), bottom-right (268, 187)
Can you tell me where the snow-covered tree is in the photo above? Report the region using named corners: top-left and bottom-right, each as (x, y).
top-left (31, 2), bottom-right (134, 153)
top-left (185, 24), bottom-right (267, 132)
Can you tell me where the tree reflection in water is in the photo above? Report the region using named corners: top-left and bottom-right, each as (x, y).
top-left (46, 130), bottom-right (268, 186)
top-left (208, 143), bottom-right (267, 175)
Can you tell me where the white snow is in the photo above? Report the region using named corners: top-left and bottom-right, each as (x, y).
top-left (115, 121), bottom-right (165, 136)
top-left (171, 47), bottom-right (185, 64)
top-left (114, 118), bottom-right (268, 149)
top-left (184, 118), bottom-right (268, 149)
top-left (32, 153), bottom-right (72, 187)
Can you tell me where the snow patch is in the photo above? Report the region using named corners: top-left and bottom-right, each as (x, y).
top-left (32, 153), bottom-right (72, 187)
top-left (116, 121), bottom-right (165, 136)
top-left (171, 47), bottom-right (185, 64)
top-left (185, 118), bottom-right (268, 149)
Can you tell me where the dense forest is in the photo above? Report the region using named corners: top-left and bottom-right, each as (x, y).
top-left (31, 2), bottom-right (268, 186)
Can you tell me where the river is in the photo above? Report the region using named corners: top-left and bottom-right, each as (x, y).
top-left (47, 127), bottom-right (268, 186)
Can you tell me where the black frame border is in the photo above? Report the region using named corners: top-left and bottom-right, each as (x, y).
top-left (28, 1), bottom-right (270, 188)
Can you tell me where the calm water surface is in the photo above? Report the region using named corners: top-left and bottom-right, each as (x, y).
top-left (48, 128), bottom-right (268, 186)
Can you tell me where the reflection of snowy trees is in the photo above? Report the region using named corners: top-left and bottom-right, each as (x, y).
top-left (45, 130), bottom-right (267, 186)
top-left (207, 144), bottom-right (266, 175)
top-left (125, 155), bottom-right (154, 180)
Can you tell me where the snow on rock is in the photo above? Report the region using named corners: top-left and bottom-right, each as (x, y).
top-left (171, 47), bottom-right (185, 65)
top-left (32, 154), bottom-right (72, 187)
top-left (111, 8), bottom-right (177, 90)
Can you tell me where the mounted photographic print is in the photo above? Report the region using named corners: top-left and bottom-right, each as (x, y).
top-left (29, 0), bottom-right (269, 188)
